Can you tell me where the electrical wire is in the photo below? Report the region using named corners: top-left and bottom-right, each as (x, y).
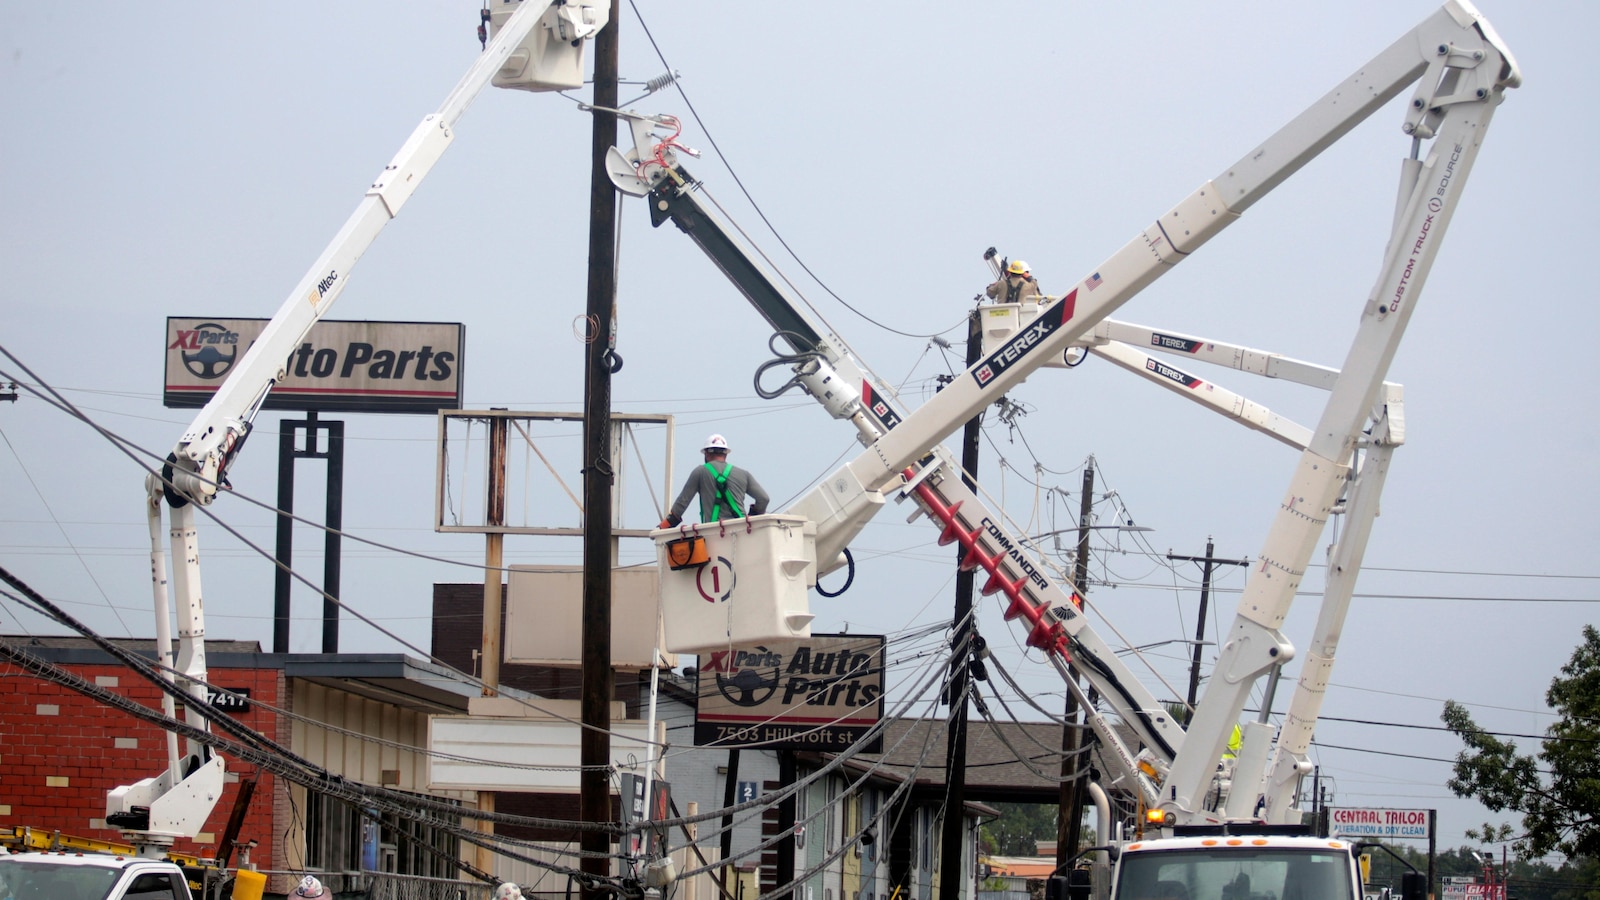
top-left (623, 1), bottom-right (965, 344)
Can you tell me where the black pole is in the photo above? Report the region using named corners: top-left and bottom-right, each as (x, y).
top-left (1168, 542), bottom-right (1249, 720)
top-left (1057, 461), bottom-right (1093, 868)
top-left (938, 309), bottom-right (983, 900)
top-left (1427, 809), bottom-right (1437, 900)
top-left (579, 7), bottom-right (621, 899)
top-left (720, 749), bottom-right (739, 890)
top-left (273, 421), bottom-right (295, 654)
top-left (1186, 539), bottom-right (1215, 719)
top-left (320, 419), bottom-right (344, 653)
top-left (776, 750), bottom-right (796, 900)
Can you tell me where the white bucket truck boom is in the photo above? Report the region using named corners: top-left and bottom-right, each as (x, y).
top-left (609, 2), bottom-right (1517, 899)
top-left (114, 0), bottom-right (608, 856)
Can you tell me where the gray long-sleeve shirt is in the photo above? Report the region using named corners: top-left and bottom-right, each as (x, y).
top-left (669, 461), bottom-right (769, 523)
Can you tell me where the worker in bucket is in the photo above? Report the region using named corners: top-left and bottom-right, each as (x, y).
top-left (292, 875), bottom-right (328, 898)
top-left (660, 434), bottom-right (769, 527)
top-left (495, 883), bottom-right (525, 900)
top-left (986, 258), bottom-right (1042, 304)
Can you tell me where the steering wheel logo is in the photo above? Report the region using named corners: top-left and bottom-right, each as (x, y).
top-left (715, 665), bottom-right (780, 707)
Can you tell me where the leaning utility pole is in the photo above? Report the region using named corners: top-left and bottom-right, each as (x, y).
top-left (938, 309), bottom-right (983, 900)
top-left (580, 5), bottom-right (621, 899)
top-left (1056, 460), bottom-right (1093, 869)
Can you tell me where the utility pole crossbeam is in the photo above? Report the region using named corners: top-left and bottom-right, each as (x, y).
top-left (1166, 542), bottom-right (1251, 720)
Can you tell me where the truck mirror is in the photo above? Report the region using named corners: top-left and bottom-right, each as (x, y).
top-left (1401, 871), bottom-right (1426, 900)
top-left (1067, 868), bottom-right (1093, 900)
top-left (1045, 875), bottom-right (1069, 900)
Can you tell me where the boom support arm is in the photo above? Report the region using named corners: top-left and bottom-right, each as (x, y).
top-left (162, 0), bottom-right (586, 508)
top-left (736, 0), bottom-right (1513, 821)
top-left (620, 1), bottom-right (1515, 824)
top-left (1157, 3), bottom-right (1516, 819)
top-left (119, 0), bottom-right (610, 850)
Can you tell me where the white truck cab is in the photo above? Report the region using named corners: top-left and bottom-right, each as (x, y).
top-left (0, 851), bottom-right (194, 900)
top-left (1111, 836), bottom-right (1360, 900)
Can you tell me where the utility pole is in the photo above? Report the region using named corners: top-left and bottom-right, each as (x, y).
top-left (1055, 460), bottom-right (1093, 870)
top-left (580, 6), bottom-right (620, 899)
top-left (938, 309), bottom-right (983, 900)
top-left (1167, 540), bottom-right (1249, 720)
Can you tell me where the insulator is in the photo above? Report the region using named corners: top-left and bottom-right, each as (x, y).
top-left (642, 70), bottom-right (680, 94)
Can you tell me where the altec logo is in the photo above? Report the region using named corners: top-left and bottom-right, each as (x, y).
top-left (316, 270), bottom-right (339, 298)
top-left (972, 290), bottom-right (1078, 389)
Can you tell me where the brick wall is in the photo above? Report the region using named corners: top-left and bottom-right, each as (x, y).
top-left (0, 659), bottom-right (278, 867)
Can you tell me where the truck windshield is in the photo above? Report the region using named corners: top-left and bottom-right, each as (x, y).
top-left (0, 858), bottom-right (122, 900)
top-left (1114, 847), bottom-right (1355, 900)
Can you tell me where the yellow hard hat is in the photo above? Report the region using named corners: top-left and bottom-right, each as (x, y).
top-left (1007, 259), bottom-right (1030, 276)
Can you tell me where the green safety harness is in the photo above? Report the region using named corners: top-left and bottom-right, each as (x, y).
top-left (700, 461), bottom-right (744, 522)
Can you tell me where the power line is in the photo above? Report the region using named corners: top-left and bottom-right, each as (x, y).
top-left (1313, 714), bottom-right (1598, 744)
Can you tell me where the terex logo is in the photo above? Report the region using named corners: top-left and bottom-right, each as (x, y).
top-left (169, 322), bottom-right (241, 379)
top-left (1145, 358), bottom-right (1202, 388)
top-left (860, 382), bottom-right (901, 431)
top-left (971, 290), bottom-right (1077, 388)
top-left (1150, 332), bottom-right (1204, 354)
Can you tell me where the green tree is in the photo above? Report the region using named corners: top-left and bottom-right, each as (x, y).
top-left (980, 802), bottom-right (1059, 856)
top-left (1441, 625), bottom-right (1600, 860)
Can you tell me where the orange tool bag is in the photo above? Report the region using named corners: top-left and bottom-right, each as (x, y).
top-left (665, 535), bottom-right (709, 570)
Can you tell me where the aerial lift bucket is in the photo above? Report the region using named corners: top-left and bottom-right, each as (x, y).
top-left (653, 514), bottom-right (816, 653)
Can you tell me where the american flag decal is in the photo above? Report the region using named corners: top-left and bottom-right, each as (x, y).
top-left (1086, 272), bottom-right (1103, 291)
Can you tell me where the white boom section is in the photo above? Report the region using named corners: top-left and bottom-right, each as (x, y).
top-left (1086, 340), bottom-right (1316, 451)
top-left (1090, 319), bottom-right (1342, 391)
top-left (780, 1), bottom-right (1515, 823)
top-left (1256, 392), bottom-right (1402, 824)
top-left (621, 168), bottom-right (1183, 799)
top-left (119, 0), bottom-right (608, 848)
top-left (991, 315), bottom-right (1415, 817)
top-left (163, 0), bottom-right (577, 506)
top-left (1157, 6), bottom-right (1516, 820)
top-left (622, 1), bottom-right (1514, 822)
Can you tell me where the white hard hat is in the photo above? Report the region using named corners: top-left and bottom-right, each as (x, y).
top-left (293, 875), bottom-right (328, 898)
top-left (495, 884), bottom-right (525, 900)
top-left (703, 434), bottom-right (730, 452)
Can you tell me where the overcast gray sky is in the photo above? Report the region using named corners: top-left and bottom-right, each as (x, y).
top-left (2, 2), bottom-right (1594, 855)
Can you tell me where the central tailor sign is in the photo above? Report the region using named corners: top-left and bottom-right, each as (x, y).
top-left (1327, 806), bottom-right (1432, 839)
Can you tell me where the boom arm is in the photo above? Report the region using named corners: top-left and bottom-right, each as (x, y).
top-left (622, 154), bottom-right (1184, 802)
top-left (115, 0), bottom-right (609, 852)
top-left (163, 0), bottom-right (599, 506)
top-left (618, 0), bottom-right (1515, 825)
top-left (1150, 4), bottom-right (1517, 819)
